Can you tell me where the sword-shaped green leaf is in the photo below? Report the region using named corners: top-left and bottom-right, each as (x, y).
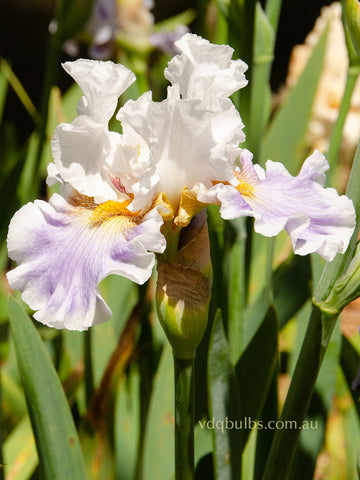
top-left (208, 310), bottom-right (243, 480)
top-left (143, 343), bottom-right (174, 480)
top-left (7, 296), bottom-right (87, 480)
top-left (260, 25), bottom-right (329, 174)
top-left (4, 416), bottom-right (38, 480)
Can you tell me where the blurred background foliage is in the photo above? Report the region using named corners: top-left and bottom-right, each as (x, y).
top-left (1, 0), bottom-right (360, 479)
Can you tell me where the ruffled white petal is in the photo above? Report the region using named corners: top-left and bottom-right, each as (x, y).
top-left (52, 40), bottom-right (247, 212)
top-left (51, 116), bottom-right (118, 202)
top-left (216, 149), bottom-right (355, 261)
top-left (46, 162), bottom-right (63, 186)
top-left (62, 59), bottom-right (135, 122)
top-left (118, 85), bottom-right (245, 210)
top-left (51, 59), bottom-right (136, 202)
top-left (164, 33), bottom-right (248, 102)
top-left (106, 124), bottom-right (160, 211)
top-left (7, 192), bottom-right (165, 330)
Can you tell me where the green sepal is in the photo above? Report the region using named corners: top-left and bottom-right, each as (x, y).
top-left (314, 241), bottom-right (360, 315)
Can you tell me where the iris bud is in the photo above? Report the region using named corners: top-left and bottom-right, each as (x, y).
top-left (156, 212), bottom-right (212, 359)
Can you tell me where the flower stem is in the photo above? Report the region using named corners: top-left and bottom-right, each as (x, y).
top-left (36, 35), bottom-right (61, 167)
top-left (173, 355), bottom-right (194, 480)
top-left (160, 221), bottom-right (181, 262)
top-left (262, 129), bottom-right (360, 480)
top-left (261, 305), bottom-right (335, 480)
top-left (265, 0), bottom-right (283, 33)
top-left (135, 285), bottom-right (153, 480)
top-left (327, 67), bottom-right (360, 181)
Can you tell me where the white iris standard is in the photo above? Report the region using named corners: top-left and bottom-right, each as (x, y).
top-left (6, 33), bottom-right (356, 331)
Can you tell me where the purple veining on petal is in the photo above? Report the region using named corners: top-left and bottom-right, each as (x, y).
top-left (7, 194), bottom-right (164, 330)
top-left (111, 240), bottom-right (137, 263)
top-left (123, 223), bottom-right (143, 241)
top-left (217, 149), bottom-right (355, 261)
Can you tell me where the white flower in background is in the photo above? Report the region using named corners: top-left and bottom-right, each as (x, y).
top-left (7, 33), bottom-right (356, 331)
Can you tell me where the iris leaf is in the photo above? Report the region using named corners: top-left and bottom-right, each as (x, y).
top-left (341, 334), bottom-right (360, 417)
top-left (288, 319), bottom-right (341, 480)
top-left (246, 2), bottom-right (274, 156)
top-left (235, 305), bottom-right (278, 446)
top-left (114, 368), bottom-right (140, 480)
top-left (1, 370), bottom-right (27, 426)
top-left (143, 343), bottom-right (174, 480)
top-left (7, 296), bottom-right (87, 480)
top-left (3, 416), bottom-right (38, 480)
top-left (208, 310), bottom-right (243, 480)
top-left (0, 63), bottom-right (8, 124)
top-left (0, 59), bottom-right (40, 125)
top-left (260, 25), bottom-right (329, 174)
top-left (273, 254), bottom-right (311, 328)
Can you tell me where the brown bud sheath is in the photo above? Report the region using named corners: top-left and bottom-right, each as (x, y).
top-left (156, 211), bottom-right (212, 359)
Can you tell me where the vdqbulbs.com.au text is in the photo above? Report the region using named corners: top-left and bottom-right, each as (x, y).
top-left (198, 417), bottom-right (318, 433)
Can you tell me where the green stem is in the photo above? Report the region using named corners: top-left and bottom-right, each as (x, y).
top-left (262, 118), bottom-right (360, 480)
top-left (327, 67), bottom-right (360, 180)
top-left (228, 0), bottom-right (256, 119)
top-left (261, 305), bottom-right (335, 480)
top-left (173, 356), bottom-right (194, 480)
top-left (0, 58), bottom-right (40, 125)
top-left (84, 329), bottom-right (94, 407)
top-left (265, 237), bottom-right (275, 304)
top-left (265, 0), bottom-right (283, 33)
top-left (135, 285), bottom-right (153, 480)
top-left (160, 221), bottom-right (181, 262)
top-left (244, 217), bottom-right (253, 304)
top-left (33, 34), bottom-right (62, 197)
top-left (228, 218), bottom-right (247, 364)
top-left (247, 0), bottom-right (283, 157)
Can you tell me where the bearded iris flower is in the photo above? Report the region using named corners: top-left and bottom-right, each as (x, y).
top-left (7, 33), bottom-right (356, 331)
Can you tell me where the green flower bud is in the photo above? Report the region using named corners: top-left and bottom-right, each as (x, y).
top-left (345, 0), bottom-right (360, 59)
top-left (314, 241), bottom-right (360, 315)
top-left (156, 212), bottom-right (212, 359)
